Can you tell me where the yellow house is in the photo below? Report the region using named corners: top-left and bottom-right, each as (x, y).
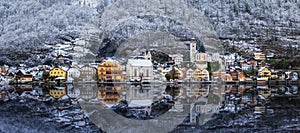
top-left (98, 61), bottom-right (123, 82)
top-left (258, 67), bottom-right (271, 78)
top-left (49, 87), bottom-right (66, 99)
top-left (49, 67), bottom-right (67, 79)
top-left (193, 68), bottom-right (210, 81)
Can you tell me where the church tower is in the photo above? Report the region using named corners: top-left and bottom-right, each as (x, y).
top-left (190, 38), bottom-right (197, 62)
top-left (145, 51), bottom-right (152, 60)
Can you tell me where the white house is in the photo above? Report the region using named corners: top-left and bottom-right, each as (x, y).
top-left (126, 59), bottom-right (154, 81)
top-left (185, 68), bottom-right (194, 80)
top-left (67, 67), bottom-right (81, 81)
top-left (170, 54), bottom-right (183, 66)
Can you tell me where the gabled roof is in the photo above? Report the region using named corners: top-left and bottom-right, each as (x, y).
top-left (258, 67), bottom-right (269, 72)
top-left (127, 59), bottom-right (153, 67)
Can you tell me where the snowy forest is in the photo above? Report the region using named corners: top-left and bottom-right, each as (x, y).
top-left (0, 0), bottom-right (299, 65)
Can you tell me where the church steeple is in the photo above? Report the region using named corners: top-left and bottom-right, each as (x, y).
top-left (145, 50), bottom-right (152, 60)
top-left (190, 38), bottom-right (197, 62)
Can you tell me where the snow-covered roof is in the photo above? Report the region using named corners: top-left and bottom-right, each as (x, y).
top-left (258, 67), bottom-right (268, 72)
top-left (127, 59), bottom-right (153, 67)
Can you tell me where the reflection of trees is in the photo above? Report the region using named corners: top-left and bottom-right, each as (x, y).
top-left (165, 85), bottom-right (180, 98)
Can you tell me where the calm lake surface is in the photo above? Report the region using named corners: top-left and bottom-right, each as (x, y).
top-left (0, 83), bottom-right (299, 132)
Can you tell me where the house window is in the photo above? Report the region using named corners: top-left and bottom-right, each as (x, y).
top-left (146, 69), bottom-right (149, 77)
top-left (134, 69), bottom-right (137, 77)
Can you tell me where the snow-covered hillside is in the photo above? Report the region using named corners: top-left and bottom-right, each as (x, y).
top-left (0, 0), bottom-right (299, 65)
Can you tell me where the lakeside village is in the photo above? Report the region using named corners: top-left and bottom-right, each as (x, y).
top-left (0, 38), bottom-right (299, 86)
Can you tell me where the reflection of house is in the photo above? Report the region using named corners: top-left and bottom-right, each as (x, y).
top-left (79, 65), bottom-right (97, 81)
top-left (67, 67), bottom-right (80, 81)
top-left (49, 87), bottom-right (66, 99)
top-left (193, 87), bottom-right (209, 98)
top-left (98, 61), bottom-right (123, 82)
top-left (67, 85), bottom-right (80, 99)
top-left (126, 59), bottom-right (153, 81)
top-left (193, 68), bottom-right (209, 81)
top-left (15, 70), bottom-right (33, 83)
top-left (98, 85), bottom-right (123, 104)
top-left (258, 67), bottom-right (271, 78)
top-left (77, 84), bottom-right (98, 100)
top-left (126, 85), bottom-right (156, 107)
top-left (258, 86), bottom-right (271, 98)
top-left (238, 85), bottom-right (246, 94)
top-left (49, 67), bottom-right (67, 79)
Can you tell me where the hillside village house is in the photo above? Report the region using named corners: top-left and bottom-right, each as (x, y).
top-left (258, 67), bottom-right (272, 79)
top-left (193, 68), bottom-right (210, 81)
top-left (79, 65), bottom-right (97, 81)
top-left (254, 53), bottom-right (266, 61)
top-left (126, 59), bottom-right (154, 81)
top-left (170, 54), bottom-right (183, 67)
top-left (239, 60), bottom-right (250, 70)
top-left (98, 61), bottom-right (123, 82)
top-left (67, 67), bottom-right (80, 81)
top-left (49, 67), bottom-right (67, 79)
top-left (248, 57), bottom-right (258, 68)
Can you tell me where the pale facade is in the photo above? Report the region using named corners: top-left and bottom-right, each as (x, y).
top-left (67, 67), bottom-right (80, 81)
top-left (126, 59), bottom-right (154, 81)
top-left (170, 54), bottom-right (183, 66)
top-left (254, 53), bottom-right (266, 61)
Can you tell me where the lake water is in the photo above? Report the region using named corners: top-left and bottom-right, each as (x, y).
top-left (0, 83), bottom-right (299, 132)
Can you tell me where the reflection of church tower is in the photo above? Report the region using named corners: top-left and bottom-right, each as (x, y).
top-left (190, 38), bottom-right (197, 62)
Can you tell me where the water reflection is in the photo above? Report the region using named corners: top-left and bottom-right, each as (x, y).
top-left (0, 83), bottom-right (299, 131)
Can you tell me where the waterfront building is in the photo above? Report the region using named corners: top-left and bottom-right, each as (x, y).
top-left (98, 61), bottom-right (123, 82)
top-left (258, 67), bottom-right (272, 79)
top-left (67, 67), bottom-right (80, 81)
top-left (49, 67), bottom-right (67, 79)
top-left (193, 68), bottom-right (210, 81)
top-left (126, 59), bottom-right (154, 81)
top-left (79, 65), bottom-right (97, 81)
